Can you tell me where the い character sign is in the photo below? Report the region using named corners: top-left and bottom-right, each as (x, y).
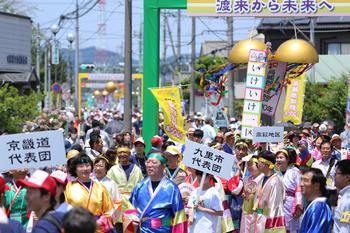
top-left (242, 49), bottom-right (268, 139)
top-left (0, 130), bottom-right (66, 171)
top-left (183, 140), bottom-right (237, 180)
top-left (253, 126), bottom-right (284, 143)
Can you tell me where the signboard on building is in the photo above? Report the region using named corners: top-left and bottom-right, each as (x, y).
top-left (187, 0), bottom-right (350, 17)
top-left (0, 130), bottom-right (66, 171)
top-left (183, 140), bottom-right (237, 180)
top-left (0, 13), bottom-right (32, 73)
top-left (253, 126), bottom-right (284, 143)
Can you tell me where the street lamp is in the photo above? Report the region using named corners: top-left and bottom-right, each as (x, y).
top-left (66, 33), bottom-right (75, 106)
top-left (46, 24), bottom-right (60, 110)
top-left (51, 24), bottom-right (59, 35)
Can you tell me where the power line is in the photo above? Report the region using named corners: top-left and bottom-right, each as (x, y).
top-left (80, 3), bottom-right (123, 45)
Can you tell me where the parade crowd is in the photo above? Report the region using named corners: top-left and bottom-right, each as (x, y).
top-left (1, 107), bottom-right (350, 233)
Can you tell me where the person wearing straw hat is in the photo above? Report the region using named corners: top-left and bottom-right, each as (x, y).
top-left (123, 152), bottom-right (187, 233)
top-left (93, 155), bottom-right (122, 229)
top-left (164, 146), bottom-right (187, 186)
top-left (252, 150), bottom-right (286, 232)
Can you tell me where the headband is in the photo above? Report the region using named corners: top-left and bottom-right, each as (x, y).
top-left (251, 158), bottom-right (258, 164)
top-left (277, 149), bottom-right (289, 158)
top-left (235, 141), bottom-right (248, 148)
top-left (117, 147), bottom-right (130, 154)
top-left (148, 153), bottom-right (168, 164)
top-left (258, 157), bottom-right (275, 170)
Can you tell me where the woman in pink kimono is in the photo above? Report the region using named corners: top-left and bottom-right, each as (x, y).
top-left (253, 150), bottom-right (286, 233)
top-left (240, 154), bottom-right (263, 233)
top-left (276, 148), bottom-right (303, 233)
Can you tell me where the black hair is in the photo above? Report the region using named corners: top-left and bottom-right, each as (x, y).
top-left (89, 134), bottom-right (101, 149)
top-left (69, 155), bottom-right (93, 177)
top-left (94, 156), bottom-right (112, 171)
top-left (336, 160), bottom-right (350, 176)
top-left (320, 140), bottom-right (333, 150)
top-left (39, 188), bottom-right (56, 210)
top-left (258, 150), bottom-right (276, 164)
top-left (54, 182), bottom-right (66, 204)
top-left (71, 143), bottom-right (83, 152)
top-left (105, 149), bottom-right (117, 165)
top-left (306, 168), bottom-right (327, 197)
top-left (161, 140), bottom-right (176, 151)
top-left (193, 129), bottom-right (204, 139)
top-left (69, 128), bottom-right (77, 134)
top-left (195, 170), bottom-right (204, 176)
top-left (288, 133), bottom-right (301, 142)
top-left (62, 207), bottom-right (96, 233)
top-left (91, 119), bottom-right (100, 128)
top-left (90, 129), bottom-right (101, 138)
top-left (286, 148), bottom-right (297, 165)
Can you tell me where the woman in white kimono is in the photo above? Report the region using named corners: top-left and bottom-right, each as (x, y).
top-left (276, 148), bottom-right (303, 233)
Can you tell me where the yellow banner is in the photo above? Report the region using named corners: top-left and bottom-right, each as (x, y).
top-left (283, 74), bottom-right (306, 125)
top-left (150, 87), bottom-right (186, 144)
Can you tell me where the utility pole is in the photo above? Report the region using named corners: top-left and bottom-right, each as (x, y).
top-left (48, 43), bottom-right (52, 110)
top-left (165, 17), bottom-right (177, 64)
top-left (162, 13), bottom-right (167, 64)
top-left (190, 17), bottom-right (196, 115)
top-left (176, 10), bottom-right (181, 85)
top-left (75, 0), bottom-right (80, 116)
top-left (227, 17), bottom-right (235, 117)
top-left (124, 0), bottom-right (132, 132)
top-left (139, 22), bottom-right (143, 73)
top-left (44, 44), bottom-right (48, 109)
top-left (36, 24), bottom-right (40, 93)
top-left (309, 17), bottom-right (316, 83)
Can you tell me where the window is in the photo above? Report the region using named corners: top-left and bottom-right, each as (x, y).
top-left (327, 43), bottom-right (350, 55)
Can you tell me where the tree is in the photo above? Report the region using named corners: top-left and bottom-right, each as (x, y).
top-left (0, 0), bottom-right (33, 15)
top-left (303, 75), bottom-right (347, 132)
top-left (0, 84), bottom-right (43, 133)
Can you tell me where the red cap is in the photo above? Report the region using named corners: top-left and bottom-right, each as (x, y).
top-left (151, 135), bottom-right (163, 147)
top-left (17, 170), bottom-right (56, 197)
top-left (0, 175), bottom-right (9, 194)
top-left (50, 170), bottom-right (68, 186)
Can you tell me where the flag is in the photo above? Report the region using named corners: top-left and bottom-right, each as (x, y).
top-left (283, 74), bottom-right (306, 125)
top-left (150, 87), bottom-right (186, 144)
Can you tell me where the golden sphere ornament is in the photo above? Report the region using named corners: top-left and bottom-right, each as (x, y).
top-left (105, 81), bottom-right (117, 93)
top-left (102, 90), bottom-right (109, 96)
top-left (93, 90), bottom-right (102, 97)
top-left (274, 39), bottom-right (318, 64)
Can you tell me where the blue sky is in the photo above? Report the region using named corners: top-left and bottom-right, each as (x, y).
top-left (24, 0), bottom-right (258, 57)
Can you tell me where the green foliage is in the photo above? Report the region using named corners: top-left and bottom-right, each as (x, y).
top-left (303, 75), bottom-right (347, 132)
top-left (195, 55), bottom-right (228, 90)
top-left (0, 84), bottom-right (43, 133)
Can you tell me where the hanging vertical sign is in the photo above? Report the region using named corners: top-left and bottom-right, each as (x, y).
top-left (262, 61), bottom-right (287, 116)
top-left (283, 74), bottom-right (306, 125)
top-left (51, 40), bottom-right (60, 65)
top-left (241, 49), bottom-right (268, 139)
top-left (346, 77), bottom-right (350, 127)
